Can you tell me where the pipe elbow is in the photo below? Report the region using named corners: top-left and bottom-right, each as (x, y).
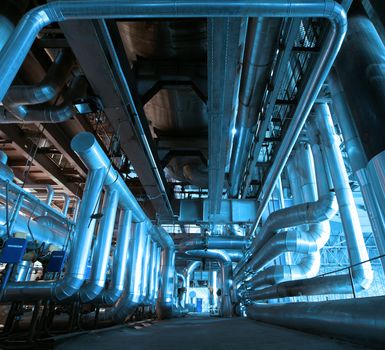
top-left (54, 276), bottom-right (84, 301)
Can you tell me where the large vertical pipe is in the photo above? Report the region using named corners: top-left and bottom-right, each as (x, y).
top-left (314, 103), bottom-right (373, 289)
top-left (328, 70), bottom-right (385, 272)
top-left (335, 9), bottom-right (385, 161)
top-left (80, 189), bottom-right (119, 302)
top-left (156, 243), bottom-right (176, 319)
top-left (140, 233), bottom-right (152, 304)
top-left (100, 209), bottom-right (132, 305)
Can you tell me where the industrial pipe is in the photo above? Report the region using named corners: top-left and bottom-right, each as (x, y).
top-left (80, 189), bottom-right (119, 303)
top-left (98, 210), bottom-right (132, 305)
top-left (246, 296), bottom-right (385, 348)
top-left (185, 249), bottom-right (233, 317)
top-left (2, 50), bottom-right (74, 120)
top-left (229, 18), bottom-right (281, 197)
top-left (244, 144), bottom-right (332, 289)
top-left (314, 103), bottom-right (373, 290)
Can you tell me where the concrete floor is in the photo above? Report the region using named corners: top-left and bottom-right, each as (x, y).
top-left (57, 315), bottom-right (372, 350)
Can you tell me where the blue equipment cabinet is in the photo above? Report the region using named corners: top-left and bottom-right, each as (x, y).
top-left (46, 251), bottom-right (67, 273)
top-left (0, 238), bottom-right (27, 264)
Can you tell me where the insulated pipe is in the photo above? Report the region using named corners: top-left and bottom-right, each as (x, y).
top-left (45, 184), bottom-right (54, 206)
top-left (184, 261), bottom-right (201, 306)
top-left (334, 11), bottom-right (385, 161)
top-left (140, 233), bottom-right (152, 304)
top-left (229, 18), bottom-right (281, 197)
top-left (328, 70), bottom-right (385, 273)
top-left (178, 236), bottom-right (249, 252)
top-left (2, 50), bottom-right (74, 120)
top-left (154, 246), bottom-right (161, 301)
top-left (176, 272), bottom-right (187, 308)
top-left (156, 231), bottom-right (176, 319)
top-left (314, 103), bottom-right (373, 290)
top-left (0, 206), bottom-right (67, 247)
top-left (98, 209), bottom-right (132, 305)
top-left (0, 2), bottom-right (346, 137)
top-left (86, 222), bottom-right (146, 324)
top-left (234, 183), bottom-right (336, 281)
top-left (3, 167), bottom-right (105, 301)
top-left (185, 250), bottom-right (233, 317)
top-left (80, 189), bottom-right (119, 303)
top-left (0, 75), bottom-right (89, 123)
top-left (243, 112), bottom-right (374, 301)
top-left (62, 193), bottom-right (70, 216)
top-left (147, 241), bottom-right (158, 305)
top-left (246, 296), bottom-right (385, 348)
top-left (243, 143), bottom-right (331, 289)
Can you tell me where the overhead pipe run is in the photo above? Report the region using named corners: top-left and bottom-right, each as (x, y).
top-left (0, 75), bottom-right (89, 123)
top-left (229, 18), bottom-right (281, 197)
top-left (2, 50), bottom-right (74, 120)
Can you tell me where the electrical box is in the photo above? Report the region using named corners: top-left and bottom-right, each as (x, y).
top-left (46, 251), bottom-right (67, 273)
top-left (0, 238), bottom-right (27, 264)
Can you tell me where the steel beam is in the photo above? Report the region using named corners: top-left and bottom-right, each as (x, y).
top-left (58, 19), bottom-right (173, 219)
top-left (207, 18), bottom-right (245, 217)
top-left (0, 125), bottom-right (79, 195)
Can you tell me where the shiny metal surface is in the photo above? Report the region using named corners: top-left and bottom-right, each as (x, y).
top-left (229, 18), bottom-right (281, 197)
top-left (80, 189), bottom-right (119, 302)
top-left (185, 249), bottom-right (233, 317)
top-left (99, 210), bottom-right (132, 305)
top-left (246, 296), bottom-right (385, 348)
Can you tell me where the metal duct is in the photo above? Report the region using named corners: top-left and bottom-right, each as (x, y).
top-left (2, 133), bottom-right (173, 307)
top-left (176, 272), bottom-right (187, 308)
top-left (234, 174), bottom-right (336, 282)
top-left (185, 249), bottom-right (233, 317)
top-left (86, 222), bottom-right (147, 324)
top-left (98, 210), bottom-right (132, 305)
top-left (0, 75), bottom-right (89, 123)
top-left (246, 296), bottom-right (385, 348)
top-left (156, 228), bottom-right (176, 319)
top-left (3, 164), bottom-right (105, 301)
top-left (178, 236), bottom-right (249, 252)
top-left (184, 261), bottom-right (201, 306)
top-left (334, 11), bottom-right (385, 161)
top-left (243, 108), bottom-right (374, 300)
top-left (2, 49), bottom-right (74, 120)
top-left (314, 103), bottom-right (373, 290)
top-left (328, 70), bottom-right (385, 273)
top-left (140, 233), bottom-right (152, 304)
top-left (147, 241), bottom-right (159, 305)
top-left (229, 18), bottom-right (281, 197)
top-left (80, 189), bottom-right (119, 303)
top-left (0, 207), bottom-right (67, 248)
top-left (244, 144), bottom-right (332, 289)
